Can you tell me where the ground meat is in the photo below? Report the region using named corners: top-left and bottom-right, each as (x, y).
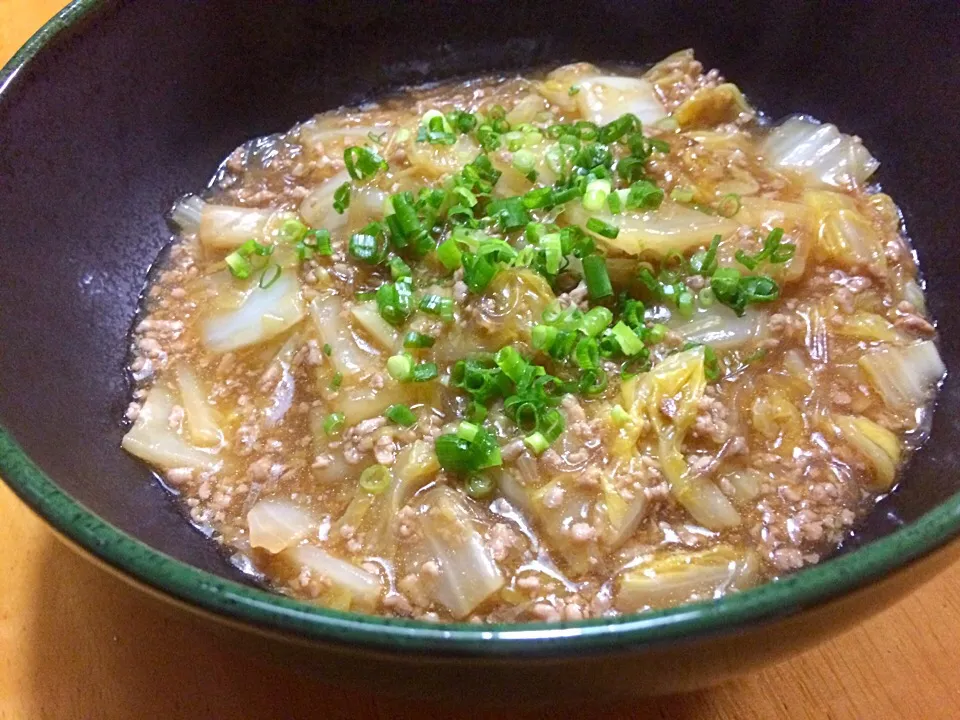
top-left (692, 395), bottom-right (730, 443)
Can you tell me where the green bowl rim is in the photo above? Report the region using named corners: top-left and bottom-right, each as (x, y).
top-left (2, 0), bottom-right (959, 658)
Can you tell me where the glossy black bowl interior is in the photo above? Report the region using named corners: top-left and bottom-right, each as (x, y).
top-left (1, 0), bottom-right (958, 614)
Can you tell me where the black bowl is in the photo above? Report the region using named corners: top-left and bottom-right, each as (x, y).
top-left (1, 0), bottom-right (959, 698)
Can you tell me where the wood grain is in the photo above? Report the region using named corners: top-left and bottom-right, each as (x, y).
top-left (2, 3), bottom-right (959, 718)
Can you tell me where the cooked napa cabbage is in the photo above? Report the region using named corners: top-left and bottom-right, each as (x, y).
top-left (170, 195), bottom-right (206, 235)
top-left (859, 340), bottom-right (945, 413)
top-left (804, 190), bottom-right (886, 271)
top-left (201, 272), bottom-right (305, 353)
top-left (405, 133), bottom-right (480, 179)
top-left (569, 200), bottom-right (738, 257)
top-left (721, 469), bottom-right (765, 504)
top-left (751, 388), bottom-right (805, 457)
top-left (350, 301), bottom-right (401, 351)
top-left (615, 545), bottom-right (759, 612)
top-left (673, 84), bottom-right (753, 128)
top-left (198, 204), bottom-right (271, 251)
top-left (736, 197), bottom-right (813, 281)
top-left (415, 486), bottom-right (504, 618)
top-left (174, 363), bottom-right (222, 446)
top-left (622, 347), bottom-right (741, 530)
top-left (832, 312), bottom-right (907, 344)
top-left (670, 305), bottom-right (768, 350)
top-left (309, 294), bottom-right (378, 377)
top-left (529, 477), bottom-right (602, 576)
top-left (281, 544), bottom-right (382, 612)
top-left (763, 115), bottom-right (879, 188)
top-left (121, 385), bottom-right (219, 471)
top-left (832, 415), bottom-right (901, 490)
top-left (574, 74), bottom-right (667, 125)
top-left (247, 499), bottom-right (316, 553)
top-left (299, 169), bottom-right (351, 231)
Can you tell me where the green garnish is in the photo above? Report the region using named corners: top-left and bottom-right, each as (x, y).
top-left (385, 404), bottom-right (417, 427)
top-left (359, 464), bottom-right (392, 494)
top-left (333, 182), bottom-right (351, 214)
top-left (323, 412), bottom-right (345, 436)
top-left (343, 145), bottom-right (387, 181)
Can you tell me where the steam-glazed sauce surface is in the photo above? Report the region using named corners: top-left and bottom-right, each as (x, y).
top-left (123, 51), bottom-right (944, 622)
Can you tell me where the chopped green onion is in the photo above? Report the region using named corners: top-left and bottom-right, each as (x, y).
top-left (512, 149), bottom-right (536, 174)
top-left (677, 290), bottom-right (695, 318)
top-left (494, 346), bottom-right (527, 383)
top-left (359, 464), bottom-right (392, 494)
top-left (568, 85), bottom-right (581, 96)
top-left (598, 113), bottom-right (640, 144)
top-left (582, 254), bottom-right (613, 300)
top-left (298, 228), bottom-right (332, 260)
top-left (329, 371), bottom-right (343, 390)
top-left (388, 255), bottom-right (412, 280)
top-left (322, 343), bottom-right (332, 356)
top-left (532, 324), bottom-right (559, 351)
top-left (435, 426), bottom-right (502, 473)
top-left (689, 235), bottom-right (721, 276)
top-left (582, 306), bottom-right (614, 337)
top-left (539, 233), bottom-right (563, 275)
top-left (646, 323), bottom-right (667, 344)
top-left (386, 353), bottom-right (414, 381)
top-left (611, 404), bottom-right (631, 426)
top-left (486, 196), bottom-right (530, 231)
top-left (436, 238), bottom-right (463, 271)
top-left (344, 146), bottom-right (387, 181)
top-left (716, 193), bottom-right (741, 218)
top-left (610, 321), bottom-right (645, 356)
top-left (574, 337), bottom-right (600, 369)
top-left (333, 182), bottom-right (351, 214)
top-left (323, 412), bottom-right (345, 436)
top-left (538, 408), bottom-right (565, 442)
top-left (278, 218), bottom-right (308, 243)
top-left (585, 217), bottom-right (619, 239)
top-left (457, 421), bottom-right (479, 442)
top-left (349, 223), bottom-right (388, 264)
top-left (419, 294), bottom-right (454, 320)
top-left (465, 472), bottom-right (496, 499)
top-left (625, 180), bottom-right (664, 210)
top-left (523, 431), bottom-right (549, 455)
top-left (582, 179), bottom-right (612, 211)
top-left (376, 277), bottom-right (414, 325)
top-left (698, 286), bottom-right (716, 307)
top-left (258, 264), bottom-right (282, 289)
top-left (412, 362), bottom-right (438, 382)
top-left (386, 404), bottom-right (417, 427)
top-left (551, 186), bottom-right (582, 205)
top-left (670, 187), bottom-right (695, 203)
top-left (578, 368), bottom-right (609, 395)
top-left (606, 190), bottom-right (623, 214)
top-left (523, 187), bottom-right (555, 210)
top-left (225, 251), bottom-right (252, 279)
top-left (403, 331), bottom-right (435, 349)
top-left (740, 275), bottom-right (780, 303)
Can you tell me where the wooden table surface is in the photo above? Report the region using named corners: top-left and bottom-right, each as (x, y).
top-left (3, 3), bottom-right (960, 718)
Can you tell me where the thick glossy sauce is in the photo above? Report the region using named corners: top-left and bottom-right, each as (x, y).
top-left (123, 51), bottom-right (943, 622)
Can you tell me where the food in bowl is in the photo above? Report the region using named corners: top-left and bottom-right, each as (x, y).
top-left (122, 50), bottom-right (944, 622)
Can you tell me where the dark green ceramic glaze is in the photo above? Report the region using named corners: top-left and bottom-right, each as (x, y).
top-left (0, 0), bottom-right (958, 696)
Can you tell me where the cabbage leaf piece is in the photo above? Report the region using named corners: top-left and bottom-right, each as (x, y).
top-left (415, 486), bottom-right (504, 618)
top-left (620, 346), bottom-right (741, 530)
top-left (121, 385), bottom-right (219, 471)
top-left (764, 115), bottom-right (879, 188)
top-left (832, 415), bottom-right (901, 490)
top-left (201, 272), bottom-right (305, 353)
top-left (615, 545), bottom-right (759, 612)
